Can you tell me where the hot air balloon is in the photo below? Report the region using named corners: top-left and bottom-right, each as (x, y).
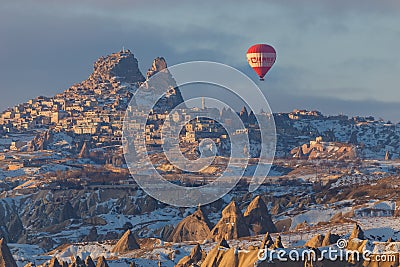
top-left (246, 44), bottom-right (276, 81)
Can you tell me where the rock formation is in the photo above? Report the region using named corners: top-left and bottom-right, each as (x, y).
top-left (70, 256), bottom-right (84, 266)
top-left (4, 214), bottom-right (23, 243)
top-left (385, 150), bottom-right (392, 160)
top-left (60, 201), bottom-right (78, 222)
top-left (294, 221), bottom-right (310, 231)
top-left (111, 229), bottom-right (140, 254)
top-left (218, 238), bottom-right (230, 249)
top-left (239, 106), bottom-right (249, 123)
top-left (248, 110), bottom-right (257, 125)
top-left (349, 224), bottom-right (365, 240)
top-left (85, 256), bottom-right (95, 267)
top-left (84, 226), bottom-right (99, 242)
top-left (78, 141), bottom-right (90, 159)
top-left (322, 231), bottom-right (340, 247)
top-left (168, 207), bottom-right (212, 243)
top-left (200, 239), bottom-right (260, 267)
top-left (272, 235), bottom-right (284, 249)
top-left (0, 238), bottom-right (17, 267)
top-left (201, 240), bottom-right (230, 267)
top-left (346, 238), bottom-right (369, 259)
top-left (243, 196), bottom-right (277, 235)
top-left (27, 130), bottom-right (53, 152)
top-left (136, 57), bottom-right (185, 113)
top-left (209, 201), bottom-right (250, 241)
top-left (200, 236), bottom-right (375, 267)
top-left (304, 234), bottom-right (325, 248)
top-left (260, 232), bottom-right (274, 249)
top-left (175, 244), bottom-right (204, 267)
top-left (95, 256), bottom-right (109, 267)
top-left (290, 137), bottom-right (358, 160)
top-left (48, 257), bottom-right (63, 267)
top-left (86, 50), bottom-right (145, 88)
top-left (146, 57), bottom-right (168, 79)
top-left (215, 248), bottom-right (239, 267)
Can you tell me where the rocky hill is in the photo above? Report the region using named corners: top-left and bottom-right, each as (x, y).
top-left (71, 49), bottom-right (145, 92)
top-left (59, 49), bottom-right (145, 112)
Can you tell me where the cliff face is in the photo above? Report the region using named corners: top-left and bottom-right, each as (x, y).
top-left (146, 56), bottom-right (168, 79)
top-left (71, 49), bottom-right (145, 93)
top-left (134, 56), bottom-right (185, 113)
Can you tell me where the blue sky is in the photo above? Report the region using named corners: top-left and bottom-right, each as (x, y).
top-left (1, 0), bottom-right (399, 121)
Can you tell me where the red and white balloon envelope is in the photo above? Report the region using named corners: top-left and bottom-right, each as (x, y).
top-left (246, 44), bottom-right (276, 81)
